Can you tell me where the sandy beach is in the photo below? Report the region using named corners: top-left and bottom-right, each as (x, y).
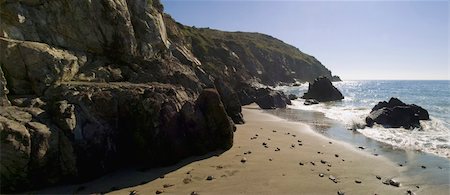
top-left (31, 104), bottom-right (450, 195)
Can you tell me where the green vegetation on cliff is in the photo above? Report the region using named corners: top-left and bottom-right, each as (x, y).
top-left (165, 15), bottom-right (337, 85)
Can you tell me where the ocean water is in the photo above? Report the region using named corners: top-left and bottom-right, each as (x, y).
top-left (275, 80), bottom-right (450, 158)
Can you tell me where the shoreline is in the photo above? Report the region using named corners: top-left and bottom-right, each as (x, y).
top-left (31, 105), bottom-right (449, 194)
top-left (264, 106), bottom-right (450, 188)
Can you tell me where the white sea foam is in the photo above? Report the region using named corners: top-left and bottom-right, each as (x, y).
top-left (277, 80), bottom-right (450, 158)
top-left (288, 99), bottom-right (450, 159)
top-left (357, 119), bottom-right (450, 158)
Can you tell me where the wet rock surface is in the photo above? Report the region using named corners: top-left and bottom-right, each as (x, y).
top-left (236, 83), bottom-right (291, 109)
top-left (302, 77), bottom-right (344, 102)
top-left (366, 97), bottom-right (430, 129)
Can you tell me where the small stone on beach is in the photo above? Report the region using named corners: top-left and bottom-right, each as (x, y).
top-left (337, 190), bottom-right (345, 195)
top-left (163, 184), bottom-right (174, 188)
top-left (155, 189), bottom-right (164, 194)
top-left (335, 154), bottom-right (339, 157)
top-left (129, 190), bottom-right (137, 195)
top-left (329, 175), bottom-right (337, 182)
top-left (320, 160), bottom-right (327, 164)
top-left (183, 178), bottom-right (192, 184)
top-left (376, 175), bottom-right (381, 180)
top-left (275, 147), bottom-right (280, 151)
top-left (319, 173), bottom-right (324, 177)
top-left (191, 191), bottom-right (199, 195)
top-left (355, 179), bottom-right (362, 184)
top-left (358, 146), bottom-right (365, 150)
top-left (299, 162), bottom-right (304, 166)
top-left (421, 165), bottom-right (426, 169)
top-left (388, 179), bottom-right (400, 187)
top-left (310, 161), bottom-right (316, 166)
top-left (206, 176), bottom-right (215, 181)
top-left (329, 141), bottom-right (332, 144)
top-left (241, 157), bottom-right (247, 163)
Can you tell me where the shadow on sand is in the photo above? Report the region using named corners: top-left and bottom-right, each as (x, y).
top-left (30, 150), bottom-right (226, 194)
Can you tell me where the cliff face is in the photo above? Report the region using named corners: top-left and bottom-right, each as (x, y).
top-left (164, 15), bottom-right (337, 86)
top-left (0, 0), bottom-right (338, 192)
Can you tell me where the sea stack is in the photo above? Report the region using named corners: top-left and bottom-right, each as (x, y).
top-left (302, 77), bottom-right (344, 102)
top-left (365, 97), bottom-right (430, 129)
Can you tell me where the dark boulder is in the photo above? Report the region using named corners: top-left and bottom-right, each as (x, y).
top-left (214, 79), bottom-right (244, 124)
top-left (195, 89), bottom-right (234, 150)
top-left (370, 97), bottom-right (429, 120)
top-left (235, 83), bottom-right (291, 109)
top-left (1, 83), bottom-right (235, 192)
top-left (366, 97), bottom-right (430, 129)
top-left (0, 106), bottom-right (77, 192)
top-left (235, 82), bottom-right (258, 106)
top-left (302, 77), bottom-right (344, 102)
top-left (255, 88), bottom-right (291, 109)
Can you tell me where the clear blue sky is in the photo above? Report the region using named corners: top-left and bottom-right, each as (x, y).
top-left (161, 0), bottom-right (449, 80)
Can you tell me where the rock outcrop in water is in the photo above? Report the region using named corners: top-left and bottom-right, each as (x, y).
top-left (365, 97), bottom-right (430, 129)
top-left (302, 77), bottom-right (344, 102)
top-left (0, 0), bottom-right (338, 192)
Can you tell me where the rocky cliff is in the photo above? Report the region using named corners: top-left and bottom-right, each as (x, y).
top-left (0, 0), bottom-right (338, 192)
top-left (164, 15), bottom-right (338, 86)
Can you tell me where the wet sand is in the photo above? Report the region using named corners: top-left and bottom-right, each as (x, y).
top-left (266, 107), bottom-right (450, 190)
top-left (32, 105), bottom-right (448, 194)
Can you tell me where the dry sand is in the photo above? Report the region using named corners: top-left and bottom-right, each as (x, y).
top-left (34, 105), bottom-right (441, 195)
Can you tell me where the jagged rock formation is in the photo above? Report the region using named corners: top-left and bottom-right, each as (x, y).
top-left (302, 77), bottom-right (344, 102)
top-left (366, 97), bottom-right (430, 129)
top-left (0, 0), bottom-right (339, 192)
top-left (235, 83), bottom-right (291, 109)
top-left (0, 67), bottom-right (10, 106)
